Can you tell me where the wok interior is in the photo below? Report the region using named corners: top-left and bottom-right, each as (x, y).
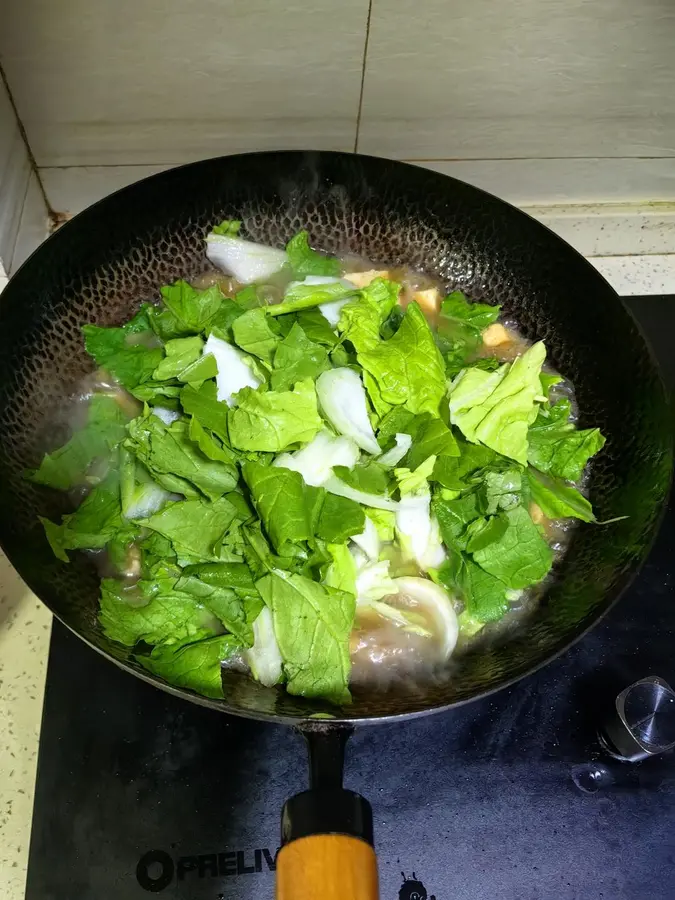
top-left (0, 152), bottom-right (670, 721)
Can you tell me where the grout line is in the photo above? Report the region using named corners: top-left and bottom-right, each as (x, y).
top-left (37, 155), bottom-right (675, 171)
top-left (401, 155), bottom-right (675, 163)
top-left (0, 63), bottom-right (54, 216)
top-left (353, 0), bottom-right (374, 154)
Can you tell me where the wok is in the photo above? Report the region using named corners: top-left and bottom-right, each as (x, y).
top-left (0, 152), bottom-right (671, 898)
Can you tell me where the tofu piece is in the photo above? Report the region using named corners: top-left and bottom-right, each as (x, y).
top-left (529, 502), bottom-right (545, 525)
top-left (482, 323), bottom-right (510, 347)
top-left (343, 269), bottom-right (390, 289)
top-left (412, 287), bottom-right (441, 319)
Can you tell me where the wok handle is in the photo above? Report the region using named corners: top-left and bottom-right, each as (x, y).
top-left (276, 726), bottom-right (379, 899)
top-left (276, 833), bottom-right (378, 900)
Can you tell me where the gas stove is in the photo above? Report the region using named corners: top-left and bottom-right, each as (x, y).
top-left (25, 296), bottom-right (675, 900)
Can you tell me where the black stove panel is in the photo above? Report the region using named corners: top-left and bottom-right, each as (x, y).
top-left (25, 297), bottom-right (675, 900)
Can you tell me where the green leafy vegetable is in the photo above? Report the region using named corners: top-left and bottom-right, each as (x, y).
top-left (526, 467), bottom-right (596, 522)
top-left (232, 308), bottom-right (280, 362)
top-left (315, 493), bottom-right (365, 543)
top-left (179, 381), bottom-right (230, 443)
top-left (187, 416), bottom-right (236, 464)
top-left (136, 496), bottom-right (240, 565)
top-left (437, 291), bottom-right (500, 375)
top-left (155, 281), bottom-right (223, 337)
top-left (139, 635), bottom-right (242, 699)
top-left (82, 317), bottom-right (164, 390)
top-left (257, 569), bottom-right (355, 704)
top-left (40, 474), bottom-right (124, 562)
top-left (125, 411), bottom-right (237, 500)
top-left (472, 506), bottom-right (553, 589)
top-left (437, 556), bottom-right (509, 622)
top-left (27, 394), bottom-right (128, 490)
top-left (333, 462), bottom-right (390, 496)
top-left (270, 323), bottom-right (329, 391)
top-left (286, 230), bottom-right (341, 278)
top-left (405, 416), bottom-right (459, 470)
top-left (293, 309), bottom-right (340, 347)
top-left (228, 380), bottom-right (323, 452)
top-left (337, 278), bottom-right (399, 354)
top-left (153, 336), bottom-right (204, 381)
top-left (211, 220), bottom-right (241, 237)
top-left (242, 461), bottom-right (319, 553)
top-left (359, 302), bottom-right (446, 416)
top-left (527, 402), bottom-right (605, 482)
top-left (174, 574), bottom-right (253, 644)
top-left (481, 468), bottom-right (522, 514)
top-left (449, 341), bottom-right (546, 464)
top-left (267, 281), bottom-right (356, 317)
top-left (99, 574), bottom-right (218, 647)
top-left (323, 543), bottom-right (357, 595)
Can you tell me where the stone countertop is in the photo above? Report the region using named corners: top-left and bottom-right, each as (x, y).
top-left (0, 553), bottom-right (50, 900)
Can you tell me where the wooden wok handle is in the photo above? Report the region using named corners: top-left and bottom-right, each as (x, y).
top-left (277, 728), bottom-right (378, 899)
top-left (276, 834), bottom-right (379, 900)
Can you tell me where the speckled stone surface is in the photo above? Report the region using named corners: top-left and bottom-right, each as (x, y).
top-left (0, 552), bottom-right (51, 900)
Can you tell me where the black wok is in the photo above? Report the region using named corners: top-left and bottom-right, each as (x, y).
top-left (0, 152), bottom-right (671, 897)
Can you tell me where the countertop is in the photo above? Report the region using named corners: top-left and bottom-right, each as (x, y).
top-left (0, 260), bottom-right (672, 900)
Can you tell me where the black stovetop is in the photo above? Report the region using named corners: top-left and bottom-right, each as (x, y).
top-left (25, 297), bottom-right (675, 900)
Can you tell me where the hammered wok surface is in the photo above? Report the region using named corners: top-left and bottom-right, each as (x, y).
top-left (0, 151), bottom-right (671, 722)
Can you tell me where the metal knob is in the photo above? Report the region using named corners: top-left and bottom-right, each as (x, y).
top-left (599, 676), bottom-right (675, 762)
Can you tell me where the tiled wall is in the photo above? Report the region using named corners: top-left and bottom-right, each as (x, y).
top-left (2, 0), bottom-right (675, 208)
top-left (0, 76), bottom-right (32, 274)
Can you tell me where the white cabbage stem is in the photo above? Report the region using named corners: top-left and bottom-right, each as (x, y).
top-left (316, 368), bottom-right (381, 455)
top-left (273, 431), bottom-right (359, 487)
top-left (203, 334), bottom-right (260, 406)
top-left (206, 234), bottom-right (287, 284)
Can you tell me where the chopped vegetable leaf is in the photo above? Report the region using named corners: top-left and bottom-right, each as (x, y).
top-left (125, 411), bottom-right (237, 500)
top-left (139, 635), bottom-right (242, 699)
top-left (136, 496), bottom-right (240, 566)
top-left (232, 308), bottom-right (281, 362)
top-left (27, 394), bottom-right (128, 490)
top-left (406, 416), bottom-right (460, 470)
top-left (179, 381), bottom-right (230, 443)
top-left (99, 575), bottom-right (217, 647)
top-left (211, 219), bottom-right (241, 237)
top-left (82, 321), bottom-right (164, 389)
top-left (229, 380), bottom-right (323, 452)
top-left (526, 467), bottom-right (596, 522)
top-left (333, 462), bottom-right (390, 496)
top-left (154, 281), bottom-right (223, 337)
top-left (472, 506), bottom-right (553, 589)
top-left (449, 341), bottom-right (546, 464)
top-left (528, 403), bottom-right (605, 482)
top-left (257, 569), bottom-right (354, 704)
top-left (315, 493), bottom-right (365, 543)
top-left (270, 323), bottom-right (329, 392)
top-left (286, 230), bottom-right (341, 278)
top-left (359, 302), bottom-right (446, 416)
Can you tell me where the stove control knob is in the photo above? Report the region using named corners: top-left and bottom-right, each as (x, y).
top-left (600, 676), bottom-right (675, 762)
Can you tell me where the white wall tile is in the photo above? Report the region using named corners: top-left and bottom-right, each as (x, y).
top-left (40, 165), bottom-right (173, 214)
top-left (0, 0), bottom-right (370, 166)
top-left (9, 172), bottom-right (49, 273)
top-left (0, 77), bottom-right (31, 271)
top-left (359, 0), bottom-right (675, 160)
top-left (409, 159), bottom-right (675, 206)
